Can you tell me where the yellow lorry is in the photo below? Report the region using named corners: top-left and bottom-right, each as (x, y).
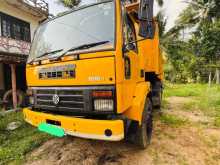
top-left (23, 0), bottom-right (163, 149)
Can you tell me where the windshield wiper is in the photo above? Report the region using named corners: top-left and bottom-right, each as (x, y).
top-left (37, 49), bottom-right (64, 59)
top-left (28, 49), bottom-right (63, 64)
top-left (55, 41), bottom-right (110, 60)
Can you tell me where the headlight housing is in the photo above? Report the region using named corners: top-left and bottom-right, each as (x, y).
top-left (92, 91), bottom-right (114, 112)
top-left (94, 99), bottom-right (114, 111)
top-left (27, 88), bottom-right (34, 105)
top-left (29, 96), bottom-right (34, 105)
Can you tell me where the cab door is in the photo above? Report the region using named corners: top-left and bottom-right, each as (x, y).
top-left (121, 9), bottom-right (139, 111)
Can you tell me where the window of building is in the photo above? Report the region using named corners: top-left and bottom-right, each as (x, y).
top-left (0, 12), bottom-right (31, 42)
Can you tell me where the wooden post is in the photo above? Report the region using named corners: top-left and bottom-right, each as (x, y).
top-left (10, 64), bottom-right (17, 109)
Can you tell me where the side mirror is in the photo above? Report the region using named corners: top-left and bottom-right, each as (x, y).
top-left (123, 43), bottom-right (135, 53)
top-left (138, 0), bottom-right (155, 39)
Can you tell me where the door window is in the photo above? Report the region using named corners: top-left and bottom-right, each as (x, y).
top-left (123, 14), bottom-right (137, 52)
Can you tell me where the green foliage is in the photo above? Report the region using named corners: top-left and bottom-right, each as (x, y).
top-left (164, 39), bottom-right (199, 82)
top-left (196, 20), bottom-right (220, 63)
top-left (163, 0), bottom-right (220, 83)
top-left (0, 112), bottom-right (51, 165)
top-left (177, 0), bottom-right (220, 28)
top-left (156, 10), bottom-right (167, 38)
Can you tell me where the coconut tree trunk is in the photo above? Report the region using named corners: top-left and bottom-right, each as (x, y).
top-left (208, 72), bottom-right (212, 87)
top-left (216, 68), bottom-right (220, 84)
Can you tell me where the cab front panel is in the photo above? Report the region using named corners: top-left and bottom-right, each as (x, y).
top-left (26, 56), bottom-right (116, 87)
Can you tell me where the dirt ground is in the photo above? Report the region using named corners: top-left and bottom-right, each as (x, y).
top-left (25, 97), bottom-right (220, 165)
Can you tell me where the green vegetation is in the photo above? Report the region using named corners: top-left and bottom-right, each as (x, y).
top-left (159, 114), bottom-right (188, 127)
top-left (161, 0), bottom-right (220, 83)
top-left (164, 83), bottom-right (205, 97)
top-left (163, 83), bottom-right (220, 128)
top-left (0, 112), bottom-right (52, 165)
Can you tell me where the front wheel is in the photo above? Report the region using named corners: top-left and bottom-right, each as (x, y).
top-left (135, 98), bottom-right (153, 149)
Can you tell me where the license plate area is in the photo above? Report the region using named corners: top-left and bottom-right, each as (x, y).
top-left (46, 119), bottom-right (61, 126)
top-left (38, 122), bottom-right (65, 137)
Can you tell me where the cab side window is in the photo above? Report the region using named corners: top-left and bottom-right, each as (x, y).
top-left (123, 14), bottom-right (137, 52)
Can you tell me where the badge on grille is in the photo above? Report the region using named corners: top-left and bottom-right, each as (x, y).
top-left (52, 94), bottom-right (60, 105)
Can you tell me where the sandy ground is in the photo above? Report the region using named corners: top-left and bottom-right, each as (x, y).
top-left (25, 97), bottom-right (220, 165)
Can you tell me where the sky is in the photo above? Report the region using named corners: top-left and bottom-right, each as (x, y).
top-left (45, 0), bottom-right (188, 30)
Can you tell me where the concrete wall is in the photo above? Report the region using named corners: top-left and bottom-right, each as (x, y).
top-left (0, 0), bottom-right (45, 40)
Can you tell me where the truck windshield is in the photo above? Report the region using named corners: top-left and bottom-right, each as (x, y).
top-left (28, 1), bottom-right (115, 63)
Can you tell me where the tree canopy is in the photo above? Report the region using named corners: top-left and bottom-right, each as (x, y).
top-left (163, 0), bottom-right (220, 83)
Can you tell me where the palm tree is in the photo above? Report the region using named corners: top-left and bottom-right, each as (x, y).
top-left (176, 0), bottom-right (220, 84)
top-left (177, 0), bottom-right (219, 28)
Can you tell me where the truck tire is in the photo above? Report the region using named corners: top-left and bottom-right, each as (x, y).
top-left (126, 98), bottom-right (153, 149)
top-left (3, 89), bottom-right (25, 109)
top-left (152, 81), bottom-right (163, 109)
top-left (135, 98), bottom-right (153, 149)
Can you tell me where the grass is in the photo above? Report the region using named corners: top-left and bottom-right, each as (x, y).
top-left (159, 114), bottom-right (188, 127)
top-left (163, 83), bottom-right (220, 128)
top-left (0, 112), bottom-right (52, 165)
top-left (164, 83), bottom-right (206, 97)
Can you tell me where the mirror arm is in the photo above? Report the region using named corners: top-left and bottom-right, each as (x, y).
top-left (122, 38), bottom-right (147, 55)
top-left (128, 38), bottom-right (146, 45)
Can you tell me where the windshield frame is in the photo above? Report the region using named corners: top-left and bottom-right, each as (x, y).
top-left (28, 0), bottom-right (117, 63)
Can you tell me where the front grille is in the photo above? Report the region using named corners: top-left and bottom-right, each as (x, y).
top-left (33, 88), bottom-right (89, 113)
top-left (31, 86), bottom-right (115, 115)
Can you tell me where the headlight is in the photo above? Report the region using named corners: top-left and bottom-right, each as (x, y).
top-left (94, 99), bottom-right (114, 111)
top-left (29, 96), bottom-right (34, 105)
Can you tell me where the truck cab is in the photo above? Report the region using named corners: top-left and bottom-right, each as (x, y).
top-left (23, 0), bottom-right (163, 149)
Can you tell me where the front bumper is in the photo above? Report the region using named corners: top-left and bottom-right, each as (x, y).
top-left (23, 108), bottom-right (124, 141)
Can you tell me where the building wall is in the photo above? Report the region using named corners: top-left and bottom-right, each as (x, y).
top-left (0, 1), bottom-right (45, 40)
top-left (0, 1), bottom-right (47, 94)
